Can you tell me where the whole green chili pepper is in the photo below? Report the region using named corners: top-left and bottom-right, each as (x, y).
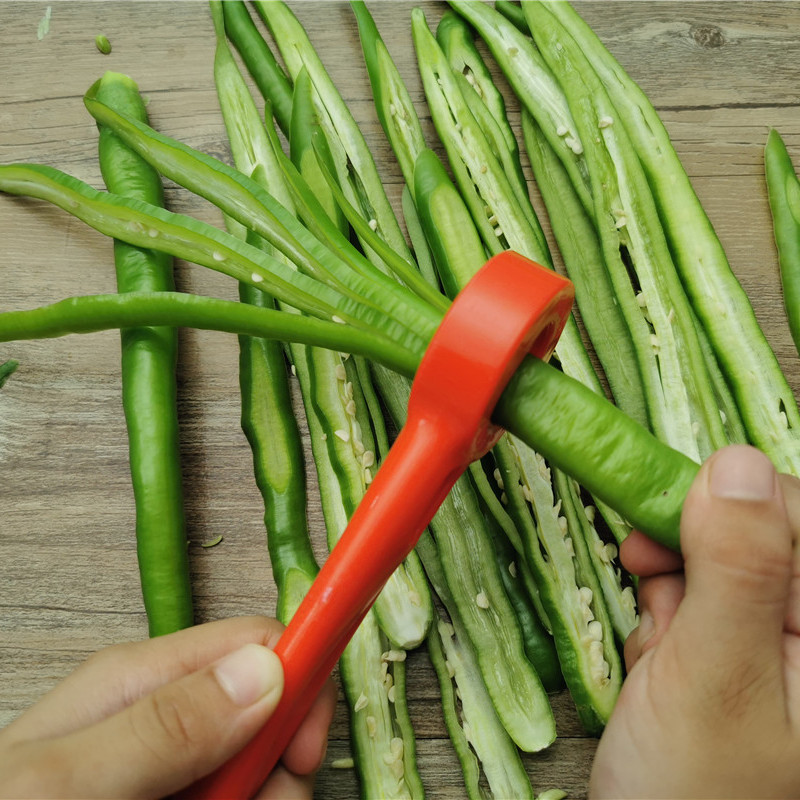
top-left (496, 355), bottom-right (698, 547)
top-left (765, 128), bottom-right (800, 359)
top-left (96, 71), bottom-right (192, 637)
top-left (0, 292), bottom-right (417, 377)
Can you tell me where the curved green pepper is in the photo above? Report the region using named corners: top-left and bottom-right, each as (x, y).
top-left (96, 72), bottom-right (192, 637)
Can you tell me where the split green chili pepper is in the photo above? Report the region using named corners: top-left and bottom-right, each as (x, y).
top-left (417, 530), bottom-right (537, 800)
top-left (765, 128), bottom-right (800, 359)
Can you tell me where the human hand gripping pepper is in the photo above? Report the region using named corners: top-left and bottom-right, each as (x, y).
top-left (591, 444), bottom-right (800, 798)
top-left (0, 617), bottom-right (336, 799)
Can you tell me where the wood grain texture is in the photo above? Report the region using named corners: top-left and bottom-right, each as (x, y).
top-left (1, 2), bottom-right (799, 798)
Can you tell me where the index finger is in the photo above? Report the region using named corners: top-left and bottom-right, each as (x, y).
top-left (620, 529), bottom-right (684, 577)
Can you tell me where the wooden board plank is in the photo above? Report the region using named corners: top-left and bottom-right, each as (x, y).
top-left (1, 2), bottom-right (799, 798)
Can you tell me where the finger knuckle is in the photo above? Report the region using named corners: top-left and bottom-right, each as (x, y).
top-left (132, 684), bottom-right (209, 757)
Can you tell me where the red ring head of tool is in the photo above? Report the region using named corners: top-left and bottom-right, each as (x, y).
top-left (410, 250), bottom-right (574, 465)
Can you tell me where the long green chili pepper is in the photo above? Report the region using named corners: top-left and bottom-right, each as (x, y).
top-left (350, 0), bottom-right (427, 196)
top-left (490, 436), bottom-right (622, 732)
top-left (285, 171), bottom-right (433, 652)
top-left (332, 6), bottom-right (563, 747)
top-left (220, 0), bottom-right (294, 136)
top-left (765, 128), bottom-right (800, 359)
top-left (400, 185), bottom-right (441, 290)
top-left (238, 283), bottom-right (318, 625)
top-left (446, 0), bottom-right (590, 211)
top-left (412, 148), bottom-right (486, 299)
top-left (254, 0), bottom-right (416, 273)
top-left (95, 72), bottom-right (192, 637)
top-left (352, 2), bottom-right (486, 299)
top-left (0, 292), bottom-right (417, 378)
top-left (496, 356), bottom-right (698, 547)
top-left (376, 355), bottom-right (556, 752)
top-left (481, 506), bottom-right (563, 692)
top-left (436, 10), bottom-right (544, 251)
top-left (310, 134), bottom-right (446, 312)
top-left (554, 471), bottom-right (638, 644)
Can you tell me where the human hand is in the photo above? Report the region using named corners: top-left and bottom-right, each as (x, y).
top-left (0, 616), bottom-right (337, 799)
top-left (591, 444), bottom-right (800, 799)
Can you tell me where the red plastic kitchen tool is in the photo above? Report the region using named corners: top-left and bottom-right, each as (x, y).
top-left (192, 251), bottom-right (574, 799)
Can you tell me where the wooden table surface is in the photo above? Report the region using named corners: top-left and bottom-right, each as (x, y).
top-left (1, 2), bottom-right (799, 797)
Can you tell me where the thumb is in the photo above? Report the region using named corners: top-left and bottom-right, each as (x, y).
top-left (28, 643), bottom-right (284, 799)
top-left (677, 445), bottom-right (793, 677)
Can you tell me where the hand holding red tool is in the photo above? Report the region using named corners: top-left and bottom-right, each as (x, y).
top-left (192, 251), bottom-right (574, 799)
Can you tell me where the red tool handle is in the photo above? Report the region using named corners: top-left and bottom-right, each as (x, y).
top-left (191, 252), bottom-right (574, 799)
